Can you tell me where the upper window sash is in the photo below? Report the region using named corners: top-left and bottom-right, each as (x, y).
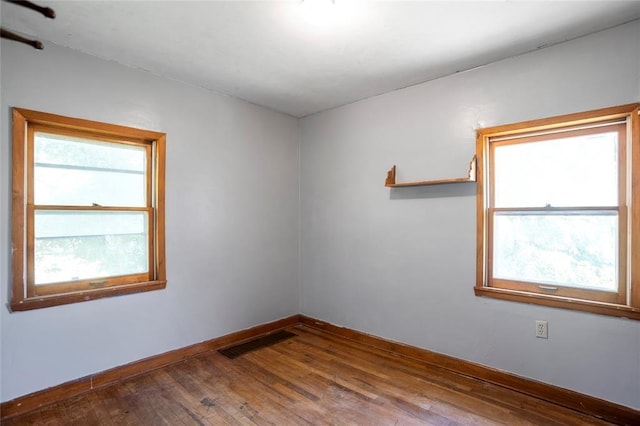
top-left (32, 128), bottom-right (150, 208)
top-left (489, 124), bottom-right (624, 209)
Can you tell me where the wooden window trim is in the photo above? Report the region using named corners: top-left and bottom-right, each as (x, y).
top-left (11, 108), bottom-right (167, 312)
top-left (475, 103), bottom-right (640, 320)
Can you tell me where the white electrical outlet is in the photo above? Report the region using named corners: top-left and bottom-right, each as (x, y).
top-left (535, 320), bottom-right (548, 339)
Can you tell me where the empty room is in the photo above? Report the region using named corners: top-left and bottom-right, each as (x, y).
top-left (1, 1), bottom-right (640, 424)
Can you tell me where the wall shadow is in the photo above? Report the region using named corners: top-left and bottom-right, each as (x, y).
top-left (389, 182), bottom-right (476, 199)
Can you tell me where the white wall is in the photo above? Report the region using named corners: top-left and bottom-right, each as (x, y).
top-left (0, 40), bottom-right (299, 402)
top-left (300, 20), bottom-right (640, 409)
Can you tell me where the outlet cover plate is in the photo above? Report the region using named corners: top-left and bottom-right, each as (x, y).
top-left (536, 320), bottom-right (548, 339)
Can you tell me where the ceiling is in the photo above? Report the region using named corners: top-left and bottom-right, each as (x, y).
top-left (2, 1), bottom-right (640, 117)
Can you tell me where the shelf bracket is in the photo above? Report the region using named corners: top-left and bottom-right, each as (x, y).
top-left (385, 165), bottom-right (397, 187)
top-left (467, 155), bottom-right (477, 182)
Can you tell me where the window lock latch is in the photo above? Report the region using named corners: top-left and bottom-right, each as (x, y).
top-left (538, 285), bottom-right (558, 291)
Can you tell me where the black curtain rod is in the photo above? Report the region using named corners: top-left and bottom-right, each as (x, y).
top-left (6, 0), bottom-right (55, 19)
top-left (1, 0), bottom-right (55, 50)
top-left (1, 28), bottom-right (43, 49)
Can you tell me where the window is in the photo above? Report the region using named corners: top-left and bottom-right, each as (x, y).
top-left (475, 104), bottom-right (640, 319)
top-left (11, 108), bottom-right (166, 311)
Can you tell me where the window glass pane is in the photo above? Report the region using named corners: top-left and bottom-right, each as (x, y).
top-left (35, 211), bottom-right (148, 285)
top-left (34, 133), bottom-right (146, 207)
top-left (493, 212), bottom-right (618, 291)
top-left (493, 131), bottom-right (618, 208)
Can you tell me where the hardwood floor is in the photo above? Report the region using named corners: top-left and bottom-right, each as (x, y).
top-left (4, 325), bottom-right (613, 425)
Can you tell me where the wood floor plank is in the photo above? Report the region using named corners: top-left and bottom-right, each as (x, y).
top-left (274, 341), bottom-right (495, 425)
top-left (3, 325), bottom-right (615, 426)
top-left (292, 326), bottom-right (608, 425)
top-left (288, 328), bottom-right (524, 424)
top-left (183, 353), bottom-right (306, 426)
top-left (154, 367), bottom-right (236, 425)
top-left (278, 329), bottom-right (520, 423)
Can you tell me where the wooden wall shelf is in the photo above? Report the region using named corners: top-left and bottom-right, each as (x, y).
top-left (385, 156), bottom-right (477, 187)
